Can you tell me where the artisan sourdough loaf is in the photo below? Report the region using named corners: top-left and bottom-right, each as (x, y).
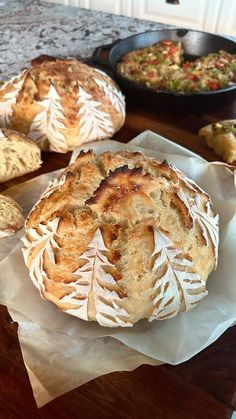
top-left (0, 128), bottom-right (41, 183)
top-left (0, 194), bottom-right (24, 238)
top-left (22, 151), bottom-right (219, 327)
top-left (0, 56), bottom-right (125, 153)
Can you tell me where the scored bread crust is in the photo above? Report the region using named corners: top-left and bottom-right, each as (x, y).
top-left (22, 151), bottom-right (219, 327)
top-left (0, 128), bottom-right (42, 183)
top-left (0, 56), bottom-right (125, 153)
top-left (0, 194), bottom-right (24, 237)
top-left (199, 120), bottom-right (236, 164)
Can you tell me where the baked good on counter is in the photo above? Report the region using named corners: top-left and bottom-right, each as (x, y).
top-left (199, 120), bottom-right (236, 164)
top-left (0, 194), bottom-right (24, 238)
top-left (0, 128), bottom-right (42, 183)
top-left (22, 151), bottom-right (219, 327)
top-left (0, 56), bottom-right (125, 153)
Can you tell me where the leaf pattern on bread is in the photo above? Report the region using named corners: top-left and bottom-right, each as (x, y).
top-left (94, 71), bottom-right (125, 123)
top-left (26, 174), bottom-right (67, 220)
top-left (23, 222), bottom-right (131, 326)
top-left (0, 59), bottom-right (125, 152)
top-left (166, 162), bottom-right (219, 267)
top-left (23, 217), bottom-right (92, 319)
top-left (29, 84), bottom-right (67, 152)
top-left (0, 70), bottom-right (27, 126)
top-left (22, 218), bottom-right (61, 293)
top-left (150, 228), bottom-right (207, 321)
top-left (41, 174), bottom-right (67, 200)
top-left (175, 191), bottom-right (219, 267)
top-left (69, 228), bottom-right (131, 326)
top-left (77, 86), bottom-right (114, 143)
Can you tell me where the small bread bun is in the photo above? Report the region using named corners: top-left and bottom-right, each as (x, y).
top-left (199, 120), bottom-right (236, 164)
top-left (0, 194), bottom-right (24, 238)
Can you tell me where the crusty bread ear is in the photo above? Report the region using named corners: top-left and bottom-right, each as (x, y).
top-left (0, 194), bottom-right (24, 237)
top-left (31, 54), bottom-right (58, 67)
top-left (0, 129), bottom-right (42, 183)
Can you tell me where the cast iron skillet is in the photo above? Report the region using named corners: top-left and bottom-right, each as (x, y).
top-left (92, 29), bottom-right (236, 111)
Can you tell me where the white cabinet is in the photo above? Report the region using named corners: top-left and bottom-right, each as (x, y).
top-left (49, 0), bottom-right (236, 35)
top-left (90, 0), bottom-right (132, 15)
top-left (216, 0), bottom-right (236, 36)
top-left (65, 0), bottom-right (133, 16)
top-left (132, 0), bottom-right (222, 33)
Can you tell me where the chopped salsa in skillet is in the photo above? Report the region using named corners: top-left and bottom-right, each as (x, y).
top-left (117, 40), bottom-right (236, 93)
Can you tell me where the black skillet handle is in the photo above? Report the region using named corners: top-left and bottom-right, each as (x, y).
top-left (92, 39), bottom-right (120, 69)
top-left (176, 28), bottom-right (189, 37)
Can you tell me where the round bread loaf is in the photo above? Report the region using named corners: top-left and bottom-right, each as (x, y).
top-left (0, 194), bottom-right (24, 238)
top-left (0, 56), bottom-right (125, 153)
top-left (22, 151), bottom-right (219, 327)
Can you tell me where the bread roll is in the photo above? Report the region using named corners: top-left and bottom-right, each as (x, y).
top-left (22, 151), bottom-right (219, 327)
top-left (0, 56), bottom-right (125, 153)
top-left (0, 194), bottom-right (24, 238)
top-left (199, 120), bottom-right (236, 164)
top-left (0, 128), bottom-right (42, 183)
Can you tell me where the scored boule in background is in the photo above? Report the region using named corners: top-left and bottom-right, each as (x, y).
top-left (22, 150), bottom-right (219, 327)
top-left (0, 56), bottom-right (126, 153)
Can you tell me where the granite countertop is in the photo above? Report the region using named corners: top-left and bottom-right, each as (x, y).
top-left (0, 0), bottom-right (173, 80)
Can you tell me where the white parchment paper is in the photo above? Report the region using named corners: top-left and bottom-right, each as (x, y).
top-left (0, 170), bottom-right (62, 263)
top-left (0, 130), bottom-right (235, 407)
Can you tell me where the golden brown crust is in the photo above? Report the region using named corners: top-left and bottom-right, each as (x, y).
top-left (23, 151), bottom-right (219, 327)
top-left (2, 128), bottom-right (38, 147)
top-left (0, 128), bottom-right (42, 183)
top-left (0, 57), bottom-right (125, 153)
top-left (0, 194), bottom-right (24, 237)
top-left (199, 120), bottom-right (236, 164)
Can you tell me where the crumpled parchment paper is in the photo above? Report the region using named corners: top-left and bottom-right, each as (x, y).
top-left (0, 130), bottom-right (235, 407)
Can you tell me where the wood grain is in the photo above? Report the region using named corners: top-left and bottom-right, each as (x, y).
top-left (0, 307), bottom-right (233, 419)
top-left (168, 327), bottom-right (236, 409)
top-left (0, 98), bottom-right (235, 418)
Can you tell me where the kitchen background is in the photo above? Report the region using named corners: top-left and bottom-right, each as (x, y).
top-left (48, 0), bottom-right (235, 35)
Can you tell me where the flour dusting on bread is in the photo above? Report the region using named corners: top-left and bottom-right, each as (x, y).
top-left (22, 151), bottom-right (219, 327)
top-left (0, 57), bottom-right (125, 152)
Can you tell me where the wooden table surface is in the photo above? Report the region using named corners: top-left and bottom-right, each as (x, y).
top-left (0, 98), bottom-right (236, 419)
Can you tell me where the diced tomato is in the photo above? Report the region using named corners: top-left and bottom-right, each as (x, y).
top-left (215, 61), bottom-right (225, 69)
top-left (162, 40), bottom-right (173, 46)
top-left (147, 70), bottom-right (157, 78)
top-left (158, 79), bottom-right (166, 88)
top-left (145, 59), bottom-right (159, 65)
top-left (187, 74), bottom-right (199, 81)
top-left (169, 45), bottom-right (177, 55)
top-left (207, 81), bottom-right (220, 90)
top-left (183, 62), bottom-right (192, 69)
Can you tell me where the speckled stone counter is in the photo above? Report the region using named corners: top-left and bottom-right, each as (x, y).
top-left (0, 0), bottom-right (174, 80)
